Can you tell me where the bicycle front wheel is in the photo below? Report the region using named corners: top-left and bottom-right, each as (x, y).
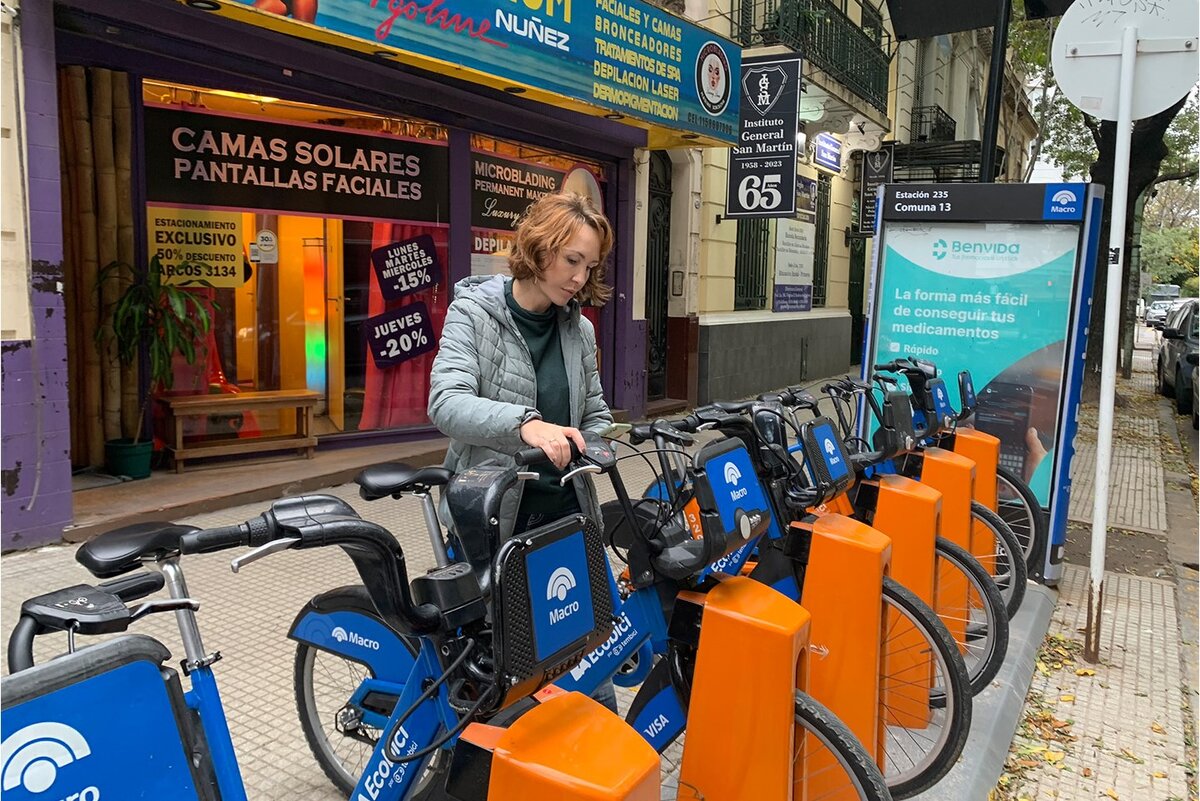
top-left (879, 577), bottom-right (971, 798)
top-left (794, 690), bottom-right (893, 801)
top-left (995, 466), bottom-right (1048, 576)
top-left (295, 642), bottom-right (448, 798)
top-left (969, 501), bottom-right (1027, 619)
top-left (933, 538), bottom-right (1010, 695)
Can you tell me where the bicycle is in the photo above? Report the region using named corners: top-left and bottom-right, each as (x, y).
top-left (331, 431), bottom-right (890, 800)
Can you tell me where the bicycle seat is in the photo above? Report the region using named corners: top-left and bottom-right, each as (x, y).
top-left (356, 463), bottom-right (453, 501)
top-left (76, 522), bottom-right (201, 578)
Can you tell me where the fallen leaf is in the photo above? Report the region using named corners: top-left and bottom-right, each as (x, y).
top-left (1151, 722), bottom-right (1166, 734)
top-left (1152, 771), bottom-right (1167, 779)
top-left (1076, 668), bottom-right (1096, 676)
top-left (1045, 751), bottom-right (1065, 763)
top-left (1103, 789), bottom-right (1119, 800)
top-left (1082, 767), bottom-right (1093, 777)
top-left (1119, 748), bottom-right (1144, 764)
top-left (1060, 694), bottom-right (1076, 702)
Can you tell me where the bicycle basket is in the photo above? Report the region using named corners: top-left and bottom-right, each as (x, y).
top-left (491, 513), bottom-right (614, 707)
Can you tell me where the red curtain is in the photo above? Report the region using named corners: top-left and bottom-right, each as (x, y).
top-left (358, 224), bottom-right (450, 429)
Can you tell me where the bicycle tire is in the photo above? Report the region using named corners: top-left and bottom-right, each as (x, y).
top-left (969, 501), bottom-right (1027, 619)
top-left (793, 690), bottom-right (893, 801)
top-left (933, 538), bottom-right (1009, 695)
top-left (295, 641), bottom-right (448, 797)
top-left (995, 465), bottom-right (1049, 576)
top-left (880, 577), bottom-right (971, 798)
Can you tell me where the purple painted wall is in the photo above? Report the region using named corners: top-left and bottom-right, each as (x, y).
top-left (1, 1), bottom-right (72, 550)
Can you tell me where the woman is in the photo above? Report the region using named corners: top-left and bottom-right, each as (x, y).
top-left (428, 191), bottom-right (614, 531)
top-left (428, 191), bottom-right (616, 711)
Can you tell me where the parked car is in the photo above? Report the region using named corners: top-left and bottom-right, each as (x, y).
top-left (1191, 352), bottom-right (1199, 430)
top-left (1156, 298), bottom-right (1199, 414)
top-left (1146, 300), bottom-right (1173, 327)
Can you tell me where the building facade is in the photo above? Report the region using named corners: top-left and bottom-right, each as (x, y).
top-left (690, 0), bottom-right (894, 402)
top-left (1, 0), bottom-right (742, 548)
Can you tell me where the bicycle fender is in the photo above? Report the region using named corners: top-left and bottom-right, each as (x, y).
top-left (288, 585), bottom-right (417, 680)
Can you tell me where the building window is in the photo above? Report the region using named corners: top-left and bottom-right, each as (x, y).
top-left (861, 2), bottom-right (884, 46)
top-left (734, 218), bottom-right (770, 310)
top-left (812, 174), bottom-right (832, 307)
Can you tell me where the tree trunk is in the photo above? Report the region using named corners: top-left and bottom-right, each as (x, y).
top-left (92, 68), bottom-right (122, 443)
top-left (1120, 190), bottom-right (1149, 379)
top-left (112, 71), bottom-right (139, 439)
top-left (1082, 95), bottom-right (1188, 396)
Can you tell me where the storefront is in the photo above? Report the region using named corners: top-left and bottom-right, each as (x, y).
top-left (1, 0), bottom-right (739, 546)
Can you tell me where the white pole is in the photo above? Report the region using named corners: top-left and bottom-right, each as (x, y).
top-left (1086, 24), bottom-right (1138, 664)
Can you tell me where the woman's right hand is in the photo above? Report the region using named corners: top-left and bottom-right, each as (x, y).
top-left (520, 420), bottom-right (587, 469)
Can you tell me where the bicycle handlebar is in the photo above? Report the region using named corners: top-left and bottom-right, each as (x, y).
top-left (178, 497), bottom-right (442, 637)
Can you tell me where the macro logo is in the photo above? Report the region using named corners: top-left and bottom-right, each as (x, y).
top-left (1052, 189), bottom-right (1077, 206)
top-left (528, 531), bottom-right (594, 659)
top-left (330, 626), bottom-right (380, 651)
top-left (724, 461), bottom-right (749, 502)
top-left (932, 239), bottom-right (947, 260)
top-left (547, 567), bottom-right (577, 603)
top-left (2, 722), bottom-right (97, 797)
top-left (1043, 183), bottom-right (1083, 219)
top-left (547, 567), bottom-right (580, 625)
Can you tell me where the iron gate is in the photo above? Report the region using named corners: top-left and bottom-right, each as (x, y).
top-left (645, 151), bottom-right (672, 401)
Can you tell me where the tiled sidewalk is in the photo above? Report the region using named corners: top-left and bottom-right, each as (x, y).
top-left (1000, 565), bottom-right (1192, 801)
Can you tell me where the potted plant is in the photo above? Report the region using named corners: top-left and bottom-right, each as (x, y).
top-left (96, 255), bottom-right (216, 479)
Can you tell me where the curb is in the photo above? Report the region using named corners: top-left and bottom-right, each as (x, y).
top-left (914, 581), bottom-right (1057, 801)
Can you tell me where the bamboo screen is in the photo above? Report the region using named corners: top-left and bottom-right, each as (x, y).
top-left (59, 66), bottom-right (137, 468)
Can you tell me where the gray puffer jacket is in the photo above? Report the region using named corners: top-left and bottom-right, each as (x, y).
top-left (428, 275), bottom-right (613, 531)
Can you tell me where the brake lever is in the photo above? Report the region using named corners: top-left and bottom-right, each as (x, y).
top-left (230, 537), bottom-right (301, 573)
top-left (559, 464), bottom-right (603, 484)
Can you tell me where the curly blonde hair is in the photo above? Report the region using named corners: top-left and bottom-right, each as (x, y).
top-left (508, 192), bottom-right (614, 305)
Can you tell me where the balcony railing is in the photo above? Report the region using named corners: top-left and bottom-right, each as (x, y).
top-left (734, 0), bottom-right (891, 115)
top-left (892, 140), bottom-right (1006, 183)
top-left (910, 105), bottom-right (957, 142)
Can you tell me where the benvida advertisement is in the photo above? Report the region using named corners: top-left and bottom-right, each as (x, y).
top-left (873, 222), bottom-right (1080, 504)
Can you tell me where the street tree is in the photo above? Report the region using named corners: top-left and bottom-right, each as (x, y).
top-left (1010, 5), bottom-right (1197, 388)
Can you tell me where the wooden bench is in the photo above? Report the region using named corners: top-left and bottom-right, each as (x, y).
top-left (157, 390), bottom-right (319, 473)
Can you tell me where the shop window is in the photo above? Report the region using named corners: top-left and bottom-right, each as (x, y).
top-left (469, 134), bottom-right (610, 351)
top-left (139, 81), bottom-right (450, 440)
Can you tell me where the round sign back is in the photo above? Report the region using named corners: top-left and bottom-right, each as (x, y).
top-left (1052, 0), bottom-right (1198, 122)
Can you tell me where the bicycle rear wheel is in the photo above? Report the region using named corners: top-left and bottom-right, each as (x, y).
top-left (793, 690), bottom-right (893, 801)
top-left (879, 577), bottom-right (971, 798)
top-left (969, 501), bottom-right (1027, 619)
top-left (995, 466), bottom-right (1048, 576)
top-left (933, 538), bottom-right (1009, 695)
